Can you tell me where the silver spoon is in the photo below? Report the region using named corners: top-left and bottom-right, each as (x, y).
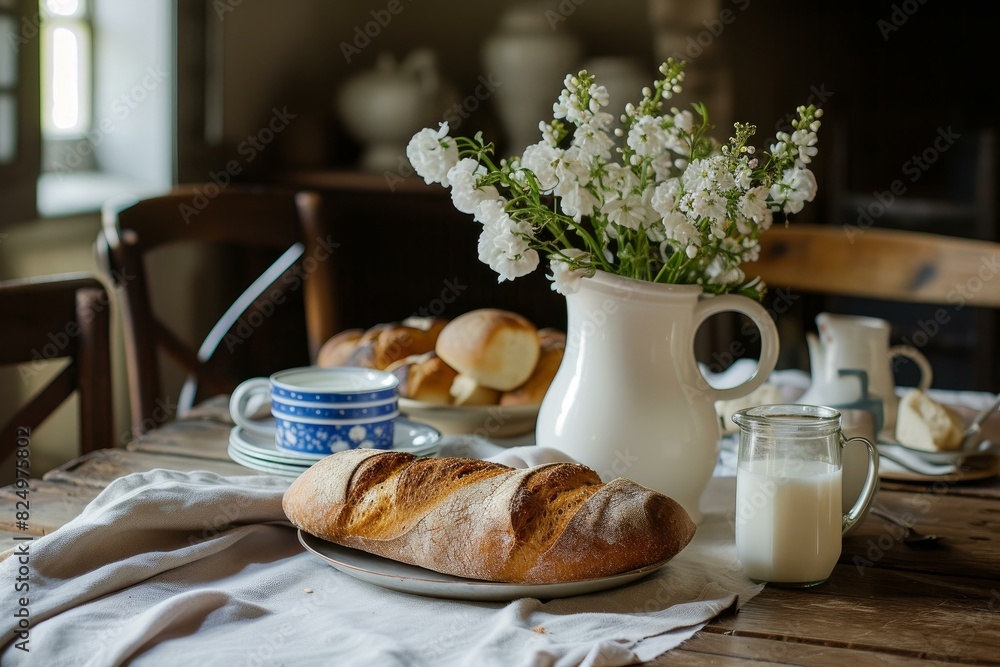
top-left (959, 394), bottom-right (1000, 453)
top-left (869, 506), bottom-right (939, 545)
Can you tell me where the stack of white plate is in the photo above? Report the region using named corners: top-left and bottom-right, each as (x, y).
top-left (228, 418), bottom-right (442, 476)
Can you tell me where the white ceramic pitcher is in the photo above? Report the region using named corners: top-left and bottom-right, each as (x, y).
top-left (535, 271), bottom-right (780, 523)
top-left (801, 313), bottom-right (932, 436)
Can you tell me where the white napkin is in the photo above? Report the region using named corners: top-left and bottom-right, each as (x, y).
top-left (0, 463), bottom-right (759, 667)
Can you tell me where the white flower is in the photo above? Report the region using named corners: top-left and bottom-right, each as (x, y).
top-left (662, 212), bottom-right (700, 247)
top-left (547, 249), bottom-right (590, 295)
top-left (673, 110), bottom-right (694, 133)
top-left (447, 158), bottom-right (500, 214)
top-left (588, 83), bottom-right (610, 110)
top-left (627, 115), bottom-right (668, 158)
top-left (706, 255), bottom-right (745, 286)
top-left (348, 425), bottom-right (367, 442)
top-left (602, 191), bottom-right (651, 231)
top-left (690, 188), bottom-right (728, 225)
top-left (573, 119), bottom-right (615, 159)
top-left (791, 129), bottom-right (819, 165)
top-left (475, 199), bottom-right (539, 282)
top-left (739, 186), bottom-right (769, 222)
top-left (406, 123), bottom-right (459, 186)
top-left (770, 167), bottom-right (817, 215)
top-left (521, 142), bottom-right (562, 192)
top-left (558, 182), bottom-right (600, 222)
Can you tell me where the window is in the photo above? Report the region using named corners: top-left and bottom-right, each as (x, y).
top-left (35, 0), bottom-right (173, 217)
top-left (40, 0), bottom-right (91, 138)
top-left (0, 0), bottom-right (19, 164)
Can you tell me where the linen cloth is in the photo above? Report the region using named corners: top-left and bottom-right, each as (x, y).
top-left (0, 455), bottom-right (757, 666)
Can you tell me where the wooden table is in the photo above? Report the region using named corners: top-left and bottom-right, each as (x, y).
top-left (3, 397), bottom-right (999, 665)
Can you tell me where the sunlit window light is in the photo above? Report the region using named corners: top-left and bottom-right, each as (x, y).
top-left (41, 14), bottom-right (90, 138)
top-left (51, 27), bottom-right (78, 130)
top-left (45, 0), bottom-right (82, 17)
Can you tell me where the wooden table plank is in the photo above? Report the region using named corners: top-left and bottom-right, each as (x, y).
top-left (126, 419), bottom-right (233, 460)
top-left (846, 490), bottom-right (1000, 579)
top-left (0, 479), bottom-right (101, 535)
top-left (880, 476), bottom-right (1000, 500)
top-left (706, 567), bottom-right (1000, 664)
top-left (43, 449), bottom-right (260, 489)
top-left (653, 632), bottom-right (941, 666)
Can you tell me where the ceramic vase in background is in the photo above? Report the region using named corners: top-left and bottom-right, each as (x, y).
top-left (535, 271), bottom-right (780, 522)
top-left (481, 4), bottom-right (582, 154)
top-left (337, 50), bottom-right (451, 173)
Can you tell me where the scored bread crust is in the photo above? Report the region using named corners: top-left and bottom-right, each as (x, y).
top-left (283, 450), bottom-right (696, 584)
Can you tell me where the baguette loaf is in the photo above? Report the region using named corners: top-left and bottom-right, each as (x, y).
top-left (283, 449), bottom-right (696, 584)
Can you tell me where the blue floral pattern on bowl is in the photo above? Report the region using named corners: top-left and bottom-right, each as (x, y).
top-left (274, 415), bottom-right (396, 455)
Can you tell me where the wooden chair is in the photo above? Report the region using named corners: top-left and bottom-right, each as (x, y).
top-left (96, 186), bottom-right (338, 435)
top-left (744, 223), bottom-right (1000, 389)
top-left (0, 273), bottom-right (114, 459)
top-left (273, 171), bottom-right (568, 331)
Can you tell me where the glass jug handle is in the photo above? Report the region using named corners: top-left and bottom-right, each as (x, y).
top-left (841, 435), bottom-right (879, 534)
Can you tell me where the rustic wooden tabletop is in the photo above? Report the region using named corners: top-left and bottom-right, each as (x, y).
top-left (2, 396), bottom-right (998, 665)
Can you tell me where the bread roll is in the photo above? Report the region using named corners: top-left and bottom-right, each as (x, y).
top-left (372, 321), bottom-right (446, 370)
top-left (435, 309), bottom-right (540, 391)
top-left (537, 328), bottom-right (566, 348)
top-left (500, 338), bottom-right (565, 406)
top-left (388, 352), bottom-right (457, 404)
top-left (450, 374), bottom-right (501, 406)
top-left (283, 450), bottom-right (695, 584)
top-left (317, 329), bottom-right (364, 368)
top-left (343, 324), bottom-right (392, 368)
top-left (896, 389), bottom-right (964, 451)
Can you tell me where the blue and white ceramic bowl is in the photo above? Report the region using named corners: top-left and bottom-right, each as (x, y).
top-left (270, 367), bottom-right (398, 404)
top-left (230, 367), bottom-right (400, 455)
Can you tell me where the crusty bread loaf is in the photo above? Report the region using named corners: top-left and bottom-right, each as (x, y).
top-left (283, 449), bottom-right (696, 584)
top-left (388, 352), bottom-right (457, 404)
top-left (501, 337), bottom-right (565, 406)
top-left (435, 309), bottom-right (540, 391)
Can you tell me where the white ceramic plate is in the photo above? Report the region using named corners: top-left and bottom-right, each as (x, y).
top-left (228, 445), bottom-right (309, 476)
top-left (229, 418), bottom-right (442, 465)
top-left (398, 398), bottom-right (539, 438)
top-left (297, 531), bottom-right (670, 601)
top-left (880, 403), bottom-right (1000, 464)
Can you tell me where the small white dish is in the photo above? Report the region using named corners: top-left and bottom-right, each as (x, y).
top-left (228, 418), bottom-right (442, 469)
top-left (297, 531), bottom-right (670, 601)
top-left (398, 399), bottom-right (539, 438)
top-left (228, 446), bottom-right (309, 477)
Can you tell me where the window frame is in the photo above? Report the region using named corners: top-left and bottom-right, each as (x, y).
top-left (0, 0), bottom-right (41, 226)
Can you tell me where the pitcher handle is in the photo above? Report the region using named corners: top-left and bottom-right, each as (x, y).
top-left (692, 295), bottom-right (780, 402)
top-left (889, 345), bottom-right (933, 391)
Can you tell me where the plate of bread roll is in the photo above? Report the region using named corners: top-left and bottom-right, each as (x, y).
top-left (878, 389), bottom-right (1000, 481)
top-left (283, 449), bottom-right (696, 599)
top-left (317, 309), bottom-right (565, 439)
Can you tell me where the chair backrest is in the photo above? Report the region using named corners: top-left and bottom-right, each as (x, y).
top-left (744, 223), bottom-right (1000, 390)
top-left (96, 186), bottom-right (337, 435)
top-left (745, 224), bottom-right (1000, 308)
top-left (0, 273), bottom-right (114, 457)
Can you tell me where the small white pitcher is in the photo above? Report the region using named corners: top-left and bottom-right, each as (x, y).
top-left (801, 313), bottom-right (932, 437)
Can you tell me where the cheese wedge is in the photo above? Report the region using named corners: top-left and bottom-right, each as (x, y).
top-left (895, 389), bottom-right (964, 451)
